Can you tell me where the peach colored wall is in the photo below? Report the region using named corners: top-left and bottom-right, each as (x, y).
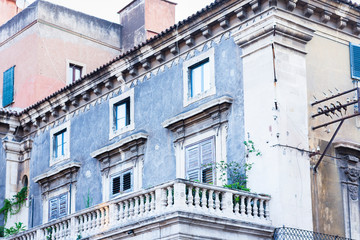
top-left (0, 0), bottom-right (20, 26)
top-left (0, 22), bottom-right (119, 108)
top-left (145, 0), bottom-right (175, 38)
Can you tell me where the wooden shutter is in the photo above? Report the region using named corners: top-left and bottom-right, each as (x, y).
top-left (186, 145), bottom-right (200, 181)
top-left (122, 171), bottom-right (132, 192)
top-left (350, 43), bottom-right (360, 79)
top-left (49, 198), bottom-right (59, 220)
top-left (112, 175), bottom-right (121, 196)
top-left (2, 66), bottom-right (14, 107)
top-left (200, 139), bottom-right (214, 183)
top-left (58, 194), bottom-right (68, 218)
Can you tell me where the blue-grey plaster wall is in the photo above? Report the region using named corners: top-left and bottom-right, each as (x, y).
top-left (28, 36), bottom-right (244, 225)
top-left (0, 138), bottom-right (6, 227)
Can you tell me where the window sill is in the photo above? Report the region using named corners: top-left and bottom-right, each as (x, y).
top-left (50, 156), bottom-right (70, 167)
top-left (109, 123), bottom-right (135, 140)
top-left (183, 88), bottom-right (216, 107)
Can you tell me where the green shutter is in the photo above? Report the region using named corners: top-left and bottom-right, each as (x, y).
top-left (350, 43), bottom-right (360, 80)
top-left (2, 66), bottom-right (14, 107)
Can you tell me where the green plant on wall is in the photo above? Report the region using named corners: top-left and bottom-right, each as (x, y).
top-left (0, 186), bottom-right (28, 224)
top-left (84, 189), bottom-right (93, 208)
top-left (204, 139), bottom-right (261, 192)
top-left (3, 222), bottom-right (26, 237)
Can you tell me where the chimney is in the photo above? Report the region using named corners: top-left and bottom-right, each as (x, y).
top-left (0, 0), bottom-right (22, 26)
top-left (118, 0), bottom-right (176, 52)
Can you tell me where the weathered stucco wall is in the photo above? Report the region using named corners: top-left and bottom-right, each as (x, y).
top-left (28, 36), bottom-right (244, 226)
top-left (0, 0), bottom-right (121, 109)
top-left (306, 33), bottom-right (359, 236)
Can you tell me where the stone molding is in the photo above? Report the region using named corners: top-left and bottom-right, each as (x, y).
top-left (91, 132), bottom-right (148, 177)
top-left (163, 96), bottom-right (232, 144)
top-left (2, 139), bottom-right (33, 162)
top-left (33, 162), bottom-right (81, 197)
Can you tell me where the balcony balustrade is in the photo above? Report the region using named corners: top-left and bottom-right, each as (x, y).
top-left (6, 179), bottom-right (271, 240)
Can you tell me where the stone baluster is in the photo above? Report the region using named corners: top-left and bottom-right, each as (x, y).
top-left (52, 225), bottom-right (57, 240)
top-left (246, 197), bottom-right (252, 217)
top-left (151, 191), bottom-right (156, 211)
top-left (99, 207), bottom-right (104, 227)
top-left (200, 188), bottom-right (207, 208)
top-left (264, 200), bottom-right (270, 220)
top-left (215, 191), bottom-right (221, 211)
top-left (118, 202), bottom-right (123, 221)
top-left (259, 199), bottom-right (264, 219)
top-left (134, 197), bottom-right (140, 216)
top-left (105, 205), bottom-right (110, 225)
top-left (234, 195), bottom-right (240, 214)
top-left (194, 187), bottom-right (200, 208)
top-left (129, 199), bottom-right (135, 217)
top-left (144, 193), bottom-right (150, 213)
top-left (87, 212), bottom-right (93, 232)
top-left (123, 200), bottom-right (129, 219)
top-left (208, 190), bottom-right (214, 210)
top-left (240, 196), bottom-right (245, 215)
top-left (253, 198), bottom-right (259, 218)
top-left (92, 211), bottom-right (98, 230)
top-left (187, 185), bottom-right (193, 206)
top-left (139, 195), bottom-right (145, 216)
top-left (167, 186), bottom-right (173, 206)
top-left (108, 203), bottom-right (115, 227)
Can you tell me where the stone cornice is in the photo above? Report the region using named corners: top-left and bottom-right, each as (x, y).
top-left (15, 0), bottom-right (360, 138)
top-left (33, 162), bottom-right (81, 196)
top-left (91, 132), bottom-right (148, 160)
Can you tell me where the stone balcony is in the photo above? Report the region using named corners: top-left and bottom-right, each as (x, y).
top-left (7, 179), bottom-right (274, 240)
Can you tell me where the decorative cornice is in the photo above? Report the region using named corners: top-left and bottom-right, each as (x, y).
top-left (162, 96), bottom-right (233, 130)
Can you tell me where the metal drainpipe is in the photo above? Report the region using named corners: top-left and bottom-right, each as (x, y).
top-left (69, 183), bottom-right (72, 215)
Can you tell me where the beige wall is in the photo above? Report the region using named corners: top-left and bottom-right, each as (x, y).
top-left (306, 32), bottom-right (359, 236)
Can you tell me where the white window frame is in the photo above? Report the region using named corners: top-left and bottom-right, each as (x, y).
top-left (110, 168), bottom-right (133, 199)
top-left (185, 137), bottom-right (215, 183)
top-left (109, 88), bottom-right (135, 139)
top-left (183, 48), bottom-right (215, 106)
top-left (175, 128), bottom-right (227, 187)
top-left (50, 121), bottom-right (70, 166)
top-left (66, 59), bottom-right (86, 84)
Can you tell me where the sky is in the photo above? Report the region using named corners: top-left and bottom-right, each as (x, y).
top-left (24, 0), bottom-right (214, 23)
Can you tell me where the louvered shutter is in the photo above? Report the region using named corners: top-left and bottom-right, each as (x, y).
top-left (186, 145), bottom-right (200, 181)
top-left (58, 194), bottom-right (68, 218)
top-left (49, 198), bottom-right (59, 220)
top-left (122, 171), bottom-right (132, 192)
top-left (350, 43), bottom-right (360, 79)
top-left (2, 66), bottom-right (14, 107)
top-left (112, 176), bottom-right (121, 196)
top-left (200, 139), bottom-right (214, 183)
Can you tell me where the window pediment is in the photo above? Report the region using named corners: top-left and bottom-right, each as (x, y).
top-left (91, 132), bottom-right (148, 176)
top-left (33, 162), bottom-right (81, 195)
top-left (162, 96), bottom-right (233, 142)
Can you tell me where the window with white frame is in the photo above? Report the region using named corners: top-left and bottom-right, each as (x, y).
top-left (109, 88), bottom-right (135, 139)
top-left (110, 169), bottom-right (133, 198)
top-left (50, 121), bottom-right (70, 165)
top-left (183, 48), bottom-right (215, 106)
top-left (186, 138), bottom-right (215, 183)
top-left (66, 60), bottom-right (86, 84)
top-left (49, 193), bottom-right (68, 221)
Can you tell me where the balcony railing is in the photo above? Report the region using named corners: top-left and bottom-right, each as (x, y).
top-left (7, 179), bottom-right (271, 240)
top-left (273, 227), bottom-right (351, 240)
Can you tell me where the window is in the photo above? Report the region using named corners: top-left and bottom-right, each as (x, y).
top-left (115, 98), bottom-right (130, 130)
top-left (183, 48), bottom-right (215, 106)
top-left (68, 64), bottom-right (82, 83)
top-left (185, 138), bottom-right (215, 183)
top-left (50, 121), bottom-right (70, 165)
top-left (109, 88), bottom-right (135, 139)
top-left (53, 129), bottom-right (67, 159)
top-left (66, 60), bottom-right (86, 84)
top-left (49, 194), bottom-right (68, 221)
top-left (3, 66), bottom-right (15, 107)
top-left (189, 60), bottom-right (210, 98)
top-left (111, 169), bottom-right (133, 198)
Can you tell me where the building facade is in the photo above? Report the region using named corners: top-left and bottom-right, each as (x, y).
top-left (0, 0), bottom-right (359, 239)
